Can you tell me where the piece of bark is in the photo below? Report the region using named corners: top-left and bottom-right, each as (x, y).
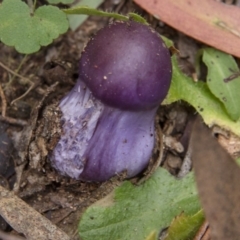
top-left (0, 185), bottom-right (70, 240)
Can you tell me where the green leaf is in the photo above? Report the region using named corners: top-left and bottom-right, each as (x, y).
top-left (47, 0), bottom-right (74, 4)
top-left (66, 0), bottom-right (104, 31)
top-left (0, 0), bottom-right (69, 54)
top-left (164, 50), bottom-right (240, 137)
top-left (79, 168), bottom-right (200, 240)
top-left (201, 48), bottom-right (240, 121)
top-left (165, 210), bottom-right (205, 240)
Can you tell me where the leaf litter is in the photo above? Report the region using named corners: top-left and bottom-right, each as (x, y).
top-left (1, 0), bottom-right (240, 239)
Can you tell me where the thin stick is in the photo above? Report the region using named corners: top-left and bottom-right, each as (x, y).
top-left (0, 115), bottom-right (28, 127)
top-left (0, 61), bottom-right (31, 85)
top-left (0, 84), bottom-right (7, 117)
top-left (11, 82), bottom-right (36, 105)
top-left (7, 55), bottom-right (28, 86)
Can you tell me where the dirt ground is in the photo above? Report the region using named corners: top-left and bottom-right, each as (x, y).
top-left (0, 0), bottom-right (239, 239)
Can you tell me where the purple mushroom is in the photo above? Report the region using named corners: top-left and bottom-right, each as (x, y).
top-left (50, 21), bottom-right (172, 182)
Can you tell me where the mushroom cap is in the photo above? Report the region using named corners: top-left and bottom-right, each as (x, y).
top-left (79, 21), bottom-right (172, 111)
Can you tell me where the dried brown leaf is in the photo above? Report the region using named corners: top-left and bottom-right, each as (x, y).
top-left (190, 117), bottom-right (240, 239)
top-left (134, 0), bottom-right (240, 57)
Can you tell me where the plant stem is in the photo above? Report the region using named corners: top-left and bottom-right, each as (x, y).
top-left (10, 55), bottom-right (28, 84)
top-left (33, 0), bottom-right (37, 11)
top-left (27, 0), bottom-right (34, 14)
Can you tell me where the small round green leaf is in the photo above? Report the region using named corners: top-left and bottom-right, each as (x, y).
top-left (0, 0), bottom-right (69, 54)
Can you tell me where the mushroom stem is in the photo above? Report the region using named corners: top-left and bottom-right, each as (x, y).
top-left (51, 79), bottom-right (156, 182)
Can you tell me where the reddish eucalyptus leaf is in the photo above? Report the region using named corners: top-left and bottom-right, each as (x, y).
top-left (134, 0), bottom-right (240, 58)
top-left (190, 117), bottom-right (240, 239)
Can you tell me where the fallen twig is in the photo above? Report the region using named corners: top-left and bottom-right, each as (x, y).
top-left (0, 84), bottom-right (7, 117)
top-left (0, 115), bottom-right (28, 127)
top-left (0, 61), bottom-right (32, 86)
top-left (11, 80), bottom-right (39, 106)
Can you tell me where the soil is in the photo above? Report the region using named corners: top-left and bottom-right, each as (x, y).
top-left (0, 0), bottom-right (239, 240)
